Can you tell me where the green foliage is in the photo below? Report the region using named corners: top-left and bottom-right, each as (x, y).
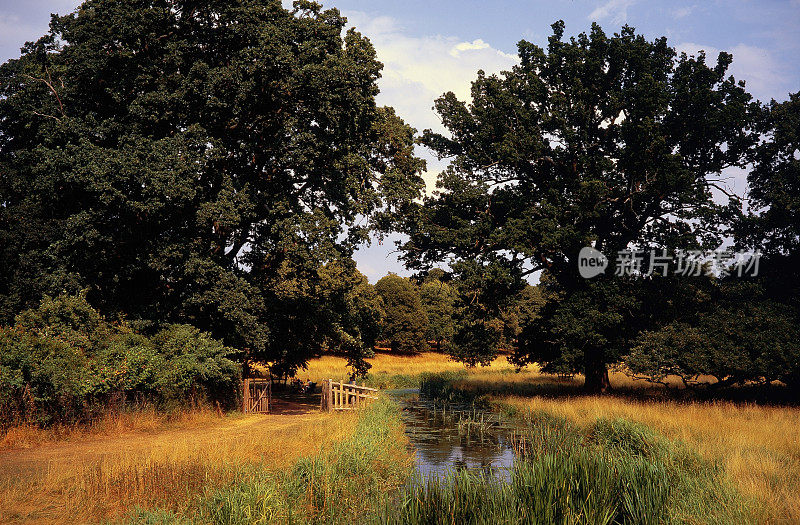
top-left (150, 324), bottom-right (240, 403)
top-left (375, 274), bottom-right (428, 353)
top-left (318, 261), bottom-right (384, 378)
top-left (263, 260), bottom-right (382, 380)
top-left (399, 21), bottom-right (759, 391)
top-left (0, 0), bottom-right (424, 374)
top-left (627, 281), bottom-right (800, 389)
top-left (440, 260), bottom-right (526, 366)
top-left (0, 294), bottom-right (240, 425)
top-left (738, 92), bottom-right (800, 261)
top-left (419, 277), bottom-right (457, 350)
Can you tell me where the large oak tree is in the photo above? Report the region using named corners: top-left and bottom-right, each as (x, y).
top-left (401, 22), bottom-right (758, 392)
top-left (0, 0), bottom-right (424, 372)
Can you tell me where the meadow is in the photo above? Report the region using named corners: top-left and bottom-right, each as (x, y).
top-left (1, 351), bottom-right (798, 523)
top-left (308, 352), bottom-right (800, 523)
top-left (0, 402), bottom-right (408, 523)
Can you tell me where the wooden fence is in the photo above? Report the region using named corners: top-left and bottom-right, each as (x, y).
top-left (242, 378), bottom-right (271, 414)
top-left (320, 379), bottom-right (379, 412)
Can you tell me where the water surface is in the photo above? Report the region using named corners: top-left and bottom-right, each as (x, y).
top-left (390, 389), bottom-right (517, 481)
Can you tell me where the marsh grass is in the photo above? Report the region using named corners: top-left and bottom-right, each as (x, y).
top-left (383, 410), bottom-right (751, 525)
top-left (501, 396), bottom-right (800, 522)
top-left (418, 370), bottom-right (799, 523)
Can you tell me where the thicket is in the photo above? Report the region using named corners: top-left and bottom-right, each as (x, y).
top-left (0, 294), bottom-right (240, 426)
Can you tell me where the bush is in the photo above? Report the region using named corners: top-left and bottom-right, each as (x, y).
top-left (0, 327), bottom-right (88, 425)
top-left (0, 294), bottom-right (241, 426)
top-left (150, 324), bottom-right (240, 406)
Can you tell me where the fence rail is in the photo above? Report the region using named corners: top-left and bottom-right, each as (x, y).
top-left (243, 378), bottom-right (271, 414)
top-left (320, 379), bottom-right (379, 412)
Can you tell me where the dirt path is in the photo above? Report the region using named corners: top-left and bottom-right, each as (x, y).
top-left (0, 398), bottom-right (351, 524)
top-left (0, 398), bottom-right (317, 483)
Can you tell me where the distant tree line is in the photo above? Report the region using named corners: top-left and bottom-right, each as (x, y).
top-left (0, 0), bottom-right (797, 407)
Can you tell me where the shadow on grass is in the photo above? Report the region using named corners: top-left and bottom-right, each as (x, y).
top-left (421, 370), bottom-right (800, 407)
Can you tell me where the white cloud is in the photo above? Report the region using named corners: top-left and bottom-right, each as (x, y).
top-left (345, 13), bottom-right (518, 130)
top-left (450, 39), bottom-right (490, 57)
top-left (588, 0), bottom-right (637, 24)
top-left (676, 42), bottom-right (788, 102)
top-left (345, 12), bottom-right (519, 192)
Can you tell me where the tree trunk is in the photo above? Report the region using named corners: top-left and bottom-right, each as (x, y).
top-left (584, 351), bottom-right (611, 394)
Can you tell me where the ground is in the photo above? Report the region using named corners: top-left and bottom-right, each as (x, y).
top-left (0, 399), bottom-right (348, 524)
top-left (1, 352), bottom-right (799, 523)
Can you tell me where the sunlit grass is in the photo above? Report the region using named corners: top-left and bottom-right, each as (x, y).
top-left (495, 394), bottom-right (800, 523)
top-left (0, 406), bottom-right (225, 451)
top-left (303, 351), bottom-right (518, 387)
top-left (0, 410), bottom-right (358, 523)
top-left (126, 398), bottom-right (412, 524)
top-left (417, 364), bottom-right (800, 524)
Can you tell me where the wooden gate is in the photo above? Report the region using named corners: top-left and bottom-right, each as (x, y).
top-left (242, 378), bottom-right (271, 414)
top-left (320, 379), bottom-right (379, 412)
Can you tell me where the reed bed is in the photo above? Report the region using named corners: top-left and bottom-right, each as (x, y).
top-left (500, 394), bottom-right (800, 523)
top-left (417, 368), bottom-right (800, 523)
top-left (383, 414), bottom-right (751, 524)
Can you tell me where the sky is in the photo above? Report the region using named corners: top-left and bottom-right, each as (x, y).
top-left (1, 0), bottom-right (798, 281)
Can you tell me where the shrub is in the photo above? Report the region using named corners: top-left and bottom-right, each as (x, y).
top-left (0, 327), bottom-right (88, 424)
top-left (151, 324), bottom-right (241, 406)
top-left (0, 295), bottom-right (241, 426)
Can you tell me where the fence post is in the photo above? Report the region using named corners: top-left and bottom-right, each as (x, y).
top-left (243, 378), bottom-right (250, 414)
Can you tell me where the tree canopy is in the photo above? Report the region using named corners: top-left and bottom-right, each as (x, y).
top-left (0, 0), bottom-right (424, 373)
top-left (374, 274), bottom-right (428, 354)
top-left (401, 21), bottom-right (759, 391)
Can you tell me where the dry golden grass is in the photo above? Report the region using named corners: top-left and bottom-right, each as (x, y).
top-left (302, 351), bottom-right (514, 382)
top-left (498, 395), bottom-right (800, 523)
top-left (0, 406), bottom-right (225, 451)
top-left (0, 408), bottom-right (359, 524)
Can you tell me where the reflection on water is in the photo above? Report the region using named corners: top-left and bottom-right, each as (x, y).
top-left (390, 389), bottom-right (517, 481)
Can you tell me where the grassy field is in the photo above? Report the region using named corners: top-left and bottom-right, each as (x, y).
top-left (0, 404), bottom-right (399, 523)
top-left (499, 393), bottom-right (800, 523)
top-left (2, 351), bottom-right (798, 523)
top-left (126, 398), bottom-right (412, 524)
top-left (310, 352), bottom-right (800, 522)
top-left (302, 351), bottom-right (504, 387)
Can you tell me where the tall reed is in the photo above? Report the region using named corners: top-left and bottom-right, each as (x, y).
top-left (383, 411), bottom-right (752, 524)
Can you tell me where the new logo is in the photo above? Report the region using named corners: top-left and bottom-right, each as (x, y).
top-left (578, 247), bottom-right (608, 278)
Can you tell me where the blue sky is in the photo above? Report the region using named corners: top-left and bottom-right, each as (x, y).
top-left (2, 0), bottom-right (798, 281)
